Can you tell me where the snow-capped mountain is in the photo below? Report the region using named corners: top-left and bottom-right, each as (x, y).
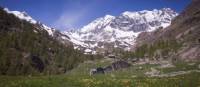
top-left (3, 8), bottom-right (56, 36)
top-left (67, 8), bottom-right (178, 54)
top-left (3, 8), bottom-right (72, 46)
top-left (4, 7), bottom-right (178, 55)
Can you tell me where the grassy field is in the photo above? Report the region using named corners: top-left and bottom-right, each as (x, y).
top-left (0, 59), bottom-right (200, 87)
top-left (0, 72), bottom-right (200, 87)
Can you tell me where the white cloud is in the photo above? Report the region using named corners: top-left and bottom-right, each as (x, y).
top-left (53, 9), bottom-right (87, 30)
top-left (52, 1), bottom-right (99, 31)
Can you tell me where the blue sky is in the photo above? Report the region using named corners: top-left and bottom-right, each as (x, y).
top-left (0, 0), bottom-right (191, 31)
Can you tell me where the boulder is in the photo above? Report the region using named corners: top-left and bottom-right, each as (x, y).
top-left (111, 60), bottom-right (131, 71)
top-left (90, 67), bottom-right (104, 75)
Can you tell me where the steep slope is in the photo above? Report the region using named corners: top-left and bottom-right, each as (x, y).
top-left (4, 8), bottom-right (56, 36)
top-left (133, 0), bottom-right (200, 61)
top-left (0, 7), bottom-right (88, 75)
top-left (4, 8), bottom-right (74, 47)
top-left (67, 8), bottom-right (178, 54)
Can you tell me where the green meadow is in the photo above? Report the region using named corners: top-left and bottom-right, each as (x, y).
top-left (0, 59), bottom-right (200, 87)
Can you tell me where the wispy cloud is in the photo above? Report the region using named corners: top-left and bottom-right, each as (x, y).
top-left (52, 1), bottom-right (98, 31)
top-left (53, 9), bottom-right (87, 30)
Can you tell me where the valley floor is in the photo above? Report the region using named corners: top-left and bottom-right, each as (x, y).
top-left (1, 58), bottom-right (200, 87)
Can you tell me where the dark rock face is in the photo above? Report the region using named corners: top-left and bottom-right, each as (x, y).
top-left (104, 61), bottom-right (131, 73)
top-left (90, 67), bottom-right (104, 75)
top-left (96, 67), bottom-right (105, 74)
top-left (198, 39), bottom-right (200, 43)
top-left (111, 61), bottom-right (131, 70)
top-left (90, 61), bottom-right (131, 75)
top-left (104, 65), bottom-right (113, 73)
top-left (30, 55), bottom-right (44, 72)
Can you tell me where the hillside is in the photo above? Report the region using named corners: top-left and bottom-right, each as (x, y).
top-left (132, 0), bottom-right (200, 61)
top-left (0, 7), bottom-right (94, 75)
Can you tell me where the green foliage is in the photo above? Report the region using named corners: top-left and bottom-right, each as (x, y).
top-left (122, 39), bottom-right (182, 59)
top-left (0, 8), bottom-right (98, 75)
top-left (0, 72), bottom-right (200, 87)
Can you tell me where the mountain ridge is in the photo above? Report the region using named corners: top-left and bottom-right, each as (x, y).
top-left (132, 0), bottom-right (200, 61)
top-left (3, 7), bottom-right (178, 55)
top-left (0, 7), bottom-right (92, 75)
top-left (67, 8), bottom-right (178, 54)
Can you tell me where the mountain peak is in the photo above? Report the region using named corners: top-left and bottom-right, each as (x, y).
top-left (3, 8), bottom-right (57, 36)
top-left (4, 8), bottom-right (37, 24)
top-left (104, 15), bottom-right (115, 20)
top-left (161, 8), bottom-right (173, 11)
top-left (67, 8), bottom-right (178, 53)
top-left (80, 14), bottom-right (115, 33)
top-left (122, 8), bottom-right (177, 19)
